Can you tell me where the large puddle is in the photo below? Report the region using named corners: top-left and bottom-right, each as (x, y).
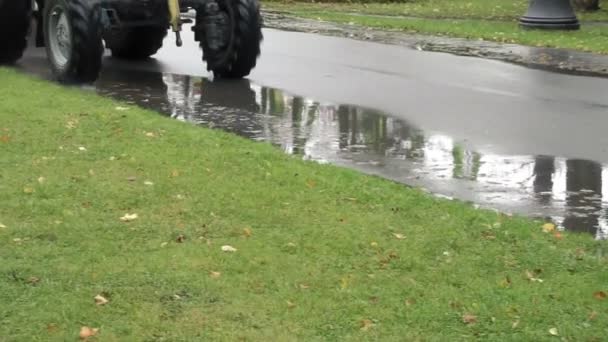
top-left (95, 69), bottom-right (608, 240)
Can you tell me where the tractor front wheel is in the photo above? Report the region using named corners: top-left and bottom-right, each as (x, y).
top-left (195, 0), bottom-right (262, 79)
top-left (44, 0), bottom-right (104, 83)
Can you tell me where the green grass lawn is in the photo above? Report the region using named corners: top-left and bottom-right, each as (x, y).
top-left (264, 0), bottom-right (608, 54)
top-left (264, 0), bottom-right (608, 22)
top-left (1, 68), bottom-right (607, 340)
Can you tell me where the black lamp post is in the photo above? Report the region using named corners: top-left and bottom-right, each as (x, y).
top-left (520, 0), bottom-right (580, 30)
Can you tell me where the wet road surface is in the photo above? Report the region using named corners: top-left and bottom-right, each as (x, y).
top-left (17, 28), bottom-right (608, 239)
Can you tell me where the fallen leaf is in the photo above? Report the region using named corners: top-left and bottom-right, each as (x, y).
top-left (512, 320), bottom-right (519, 329)
top-left (286, 242), bottom-right (296, 248)
top-left (79, 326), bottom-right (99, 339)
top-left (542, 223), bottom-right (555, 233)
top-left (500, 275), bottom-right (512, 288)
top-left (392, 233), bottom-right (406, 240)
top-left (23, 187), bottom-right (34, 194)
top-left (115, 106), bottom-right (128, 111)
top-left (13, 238), bottom-right (22, 243)
top-left (588, 311), bottom-right (598, 320)
top-left (120, 213), bottom-right (138, 222)
top-left (462, 314), bottom-right (477, 325)
top-left (126, 176), bottom-right (137, 182)
top-left (78, 146), bottom-right (87, 151)
top-left (525, 270), bottom-right (543, 283)
top-left (27, 276), bottom-right (40, 285)
top-left (299, 284), bottom-right (310, 289)
top-left (405, 298), bottom-right (416, 306)
top-left (306, 179), bottom-right (316, 188)
top-left (94, 294), bottom-right (109, 305)
top-left (286, 300), bottom-right (296, 309)
top-left (210, 271), bottom-right (221, 278)
top-left (553, 232), bottom-right (563, 240)
top-left (145, 132), bottom-right (156, 137)
top-left (243, 227), bottom-right (252, 237)
top-left (170, 170), bottom-right (180, 177)
top-left (176, 234), bottom-right (186, 243)
top-left (144, 181), bottom-right (154, 186)
top-left (548, 327), bottom-right (558, 336)
top-left (370, 241), bottom-right (378, 247)
top-left (0, 223), bottom-right (6, 229)
top-left (0, 135), bottom-right (10, 143)
top-left (160, 242), bottom-right (168, 248)
top-left (360, 319), bottom-right (374, 331)
top-left (221, 245), bottom-right (237, 252)
top-left (593, 291), bottom-right (606, 300)
top-left (47, 323), bottom-right (58, 333)
top-left (38, 177), bottom-right (46, 184)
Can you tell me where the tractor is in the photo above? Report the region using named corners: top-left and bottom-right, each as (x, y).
top-left (0, 0), bottom-right (262, 83)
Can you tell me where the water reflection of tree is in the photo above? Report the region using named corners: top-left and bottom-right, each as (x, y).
top-left (562, 159), bottom-right (602, 235)
top-left (532, 156), bottom-right (555, 206)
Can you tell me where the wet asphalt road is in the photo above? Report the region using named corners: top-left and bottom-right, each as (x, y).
top-left (16, 27), bottom-right (608, 238)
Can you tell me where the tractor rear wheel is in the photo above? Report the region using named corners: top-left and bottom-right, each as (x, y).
top-left (195, 0), bottom-right (262, 79)
top-left (0, 0), bottom-right (32, 64)
top-left (104, 27), bottom-right (167, 60)
top-left (44, 0), bottom-right (104, 83)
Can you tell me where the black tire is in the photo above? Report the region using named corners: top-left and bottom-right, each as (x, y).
top-left (195, 0), bottom-right (262, 78)
top-left (43, 0), bottom-right (104, 83)
top-left (0, 0), bottom-right (31, 64)
top-left (104, 27), bottom-right (167, 60)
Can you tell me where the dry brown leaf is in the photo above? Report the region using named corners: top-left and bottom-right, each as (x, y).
top-left (405, 298), bottom-right (416, 306)
top-left (94, 294), bottom-right (109, 305)
top-left (79, 326), bottom-right (99, 339)
top-left (243, 227), bottom-right (252, 237)
top-left (286, 300), bottom-right (296, 309)
top-left (360, 319), bottom-right (374, 331)
top-left (593, 291), bottom-right (606, 300)
top-left (145, 132), bottom-right (156, 138)
top-left (27, 276), bottom-right (40, 285)
top-left (299, 284), bottom-right (310, 290)
top-left (553, 232), bottom-right (563, 240)
top-left (170, 170), bottom-right (180, 177)
top-left (119, 213), bottom-right (138, 222)
top-left (462, 314), bottom-right (477, 325)
top-left (542, 223), bottom-right (555, 233)
top-left (176, 234), bottom-right (186, 243)
top-left (210, 271), bottom-right (221, 278)
top-left (0, 135), bottom-right (10, 143)
top-left (23, 187), bottom-right (34, 194)
top-left (306, 180), bottom-right (316, 189)
top-left (221, 245), bottom-right (237, 252)
top-left (548, 327), bottom-right (558, 336)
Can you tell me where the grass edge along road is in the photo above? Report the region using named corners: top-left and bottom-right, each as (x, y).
top-left (1, 68), bottom-right (607, 340)
top-left (264, 1), bottom-right (608, 54)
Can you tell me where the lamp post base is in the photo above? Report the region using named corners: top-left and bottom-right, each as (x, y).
top-left (519, 0), bottom-right (580, 30)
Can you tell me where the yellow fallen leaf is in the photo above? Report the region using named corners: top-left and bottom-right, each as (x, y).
top-left (94, 294), bottom-right (109, 305)
top-left (210, 271), bottom-right (221, 278)
top-left (170, 170), bottom-right (180, 177)
top-left (392, 233), bottom-right (406, 240)
top-left (525, 270), bottom-right (543, 283)
top-left (221, 245), bottom-right (237, 252)
top-left (548, 327), bottom-right (558, 336)
top-left (370, 241), bottom-right (378, 247)
top-left (286, 300), bottom-right (296, 309)
top-left (79, 326), bottom-right (99, 339)
top-left (462, 314), bottom-right (477, 324)
top-left (0, 223), bottom-right (6, 229)
top-left (144, 181), bottom-right (154, 186)
top-left (542, 223), bottom-right (555, 233)
top-left (120, 213), bottom-right (138, 222)
top-left (360, 319), bottom-right (374, 331)
top-left (78, 146), bottom-right (87, 151)
top-left (145, 132), bottom-right (156, 137)
top-left (23, 187), bottom-right (34, 194)
top-left (38, 177), bottom-right (46, 184)
top-left (243, 227), bottom-right (252, 237)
